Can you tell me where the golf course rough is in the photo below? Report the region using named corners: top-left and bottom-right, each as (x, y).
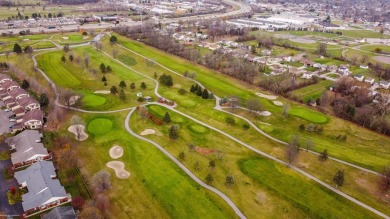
top-left (289, 107), bottom-right (328, 123)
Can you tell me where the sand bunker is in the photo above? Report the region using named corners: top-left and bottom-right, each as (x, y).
top-left (94, 90), bottom-right (111, 94)
top-left (260, 111), bottom-right (271, 116)
top-left (106, 161), bottom-right (130, 179)
top-left (273, 101), bottom-right (283, 106)
top-left (373, 56), bottom-right (390, 64)
top-left (140, 129), bottom-right (156, 136)
top-left (256, 92), bottom-right (277, 100)
top-left (83, 36), bottom-right (89, 39)
top-left (290, 37), bottom-right (316, 44)
top-left (68, 125), bottom-right (88, 141)
top-left (109, 145), bottom-right (124, 159)
top-left (195, 147), bottom-right (215, 155)
top-left (62, 37), bottom-right (69, 40)
top-left (68, 95), bottom-right (80, 106)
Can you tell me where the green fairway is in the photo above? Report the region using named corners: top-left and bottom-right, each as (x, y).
top-left (118, 55), bottom-right (137, 66)
top-left (239, 157), bottom-right (377, 219)
top-left (277, 31), bottom-right (338, 38)
top-left (188, 124), bottom-right (209, 134)
top-left (87, 118), bottom-right (113, 135)
top-left (289, 107), bottom-right (328, 123)
top-left (82, 94), bottom-right (107, 107)
top-left (340, 30), bottom-right (390, 39)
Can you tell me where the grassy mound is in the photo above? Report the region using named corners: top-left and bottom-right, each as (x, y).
top-left (82, 94), bottom-right (107, 107)
top-left (87, 118), bottom-right (113, 135)
top-left (289, 108), bottom-right (328, 123)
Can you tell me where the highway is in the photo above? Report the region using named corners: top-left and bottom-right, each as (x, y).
top-left (0, 0), bottom-right (251, 35)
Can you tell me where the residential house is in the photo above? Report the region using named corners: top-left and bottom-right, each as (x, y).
top-left (0, 74), bottom-right (12, 84)
top-left (379, 80), bottom-right (390, 89)
top-left (23, 109), bottom-right (44, 129)
top-left (14, 161), bottom-right (71, 216)
top-left (6, 130), bottom-right (50, 168)
top-left (328, 65), bottom-right (338, 72)
top-left (261, 49), bottom-right (272, 56)
top-left (354, 74), bottom-right (364, 82)
top-left (42, 206), bottom-right (77, 219)
top-left (0, 80), bottom-right (20, 91)
top-left (18, 96), bottom-right (40, 111)
top-left (301, 72), bottom-right (313, 79)
top-left (364, 78), bottom-right (375, 85)
top-left (8, 88), bottom-right (29, 100)
top-left (301, 59), bottom-right (315, 67)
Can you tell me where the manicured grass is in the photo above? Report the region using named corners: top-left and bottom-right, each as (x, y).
top-left (87, 118), bottom-right (113, 135)
top-left (360, 44), bottom-right (390, 54)
top-left (239, 157), bottom-right (377, 219)
top-left (82, 94), bottom-right (107, 107)
top-left (187, 124), bottom-right (209, 134)
top-left (118, 55), bottom-right (137, 66)
top-left (114, 34), bottom-right (390, 172)
top-left (74, 112), bottom-right (236, 219)
top-left (288, 107), bottom-right (328, 123)
top-left (277, 31), bottom-right (338, 38)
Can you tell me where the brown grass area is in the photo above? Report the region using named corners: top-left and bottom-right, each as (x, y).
top-left (195, 147), bottom-right (215, 155)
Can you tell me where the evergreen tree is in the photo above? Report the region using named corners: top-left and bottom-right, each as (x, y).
top-left (178, 152), bottom-right (185, 161)
top-left (141, 82), bottom-right (147, 89)
top-left (130, 83), bottom-right (136, 89)
top-left (21, 79), bottom-right (29, 89)
top-left (61, 55), bottom-right (66, 63)
top-left (102, 76), bottom-right (107, 82)
top-left (202, 88), bottom-right (209, 99)
top-left (333, 170), bottom-right (344, 188)
top-left (196, 87), bottom-right (202, 96)
top-left (319, 149), bottom-right (328, 161)
top-left (110, 86), bottom-right (118, 94)
top-left (119, 81), bottom-right (127, 89)
top-left (163, 112), bottom-right (171, 123)
top-left (209, 160), bottom-right (216, 169)
top-left (226, 175), bottom-right (234, 186)
top-left (39, 94), bottom-right (49, 107)
top-left (100, 63), bottom-right (106, 73)
top-left (205, 174), bottom-right (214, 184)
top-left (209, 92), bottom-right (214, 99)
top-left (69, 54), bottom-right (74, 62)
top-left (13, 43), bottom-right (22, 54)
top-left (109, 35), bottom-right (118, 43)
top-left (106, 66), bottom-right (112, 72)
top-left (190, 84), bottom-right (195, 93)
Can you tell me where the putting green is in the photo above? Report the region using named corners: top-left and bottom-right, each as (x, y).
top-left (82, 94), bottom-right (107, 107)
top-left (88, 118), bottom-right (113, 135)
top-left (180, 99), bottom-right (197, 108)
top-left (289, 108), bottom-right (328, 123)
top-left (188, 124), bottom-right (208, 134)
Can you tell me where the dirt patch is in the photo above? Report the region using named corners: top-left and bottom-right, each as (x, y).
top-left (94, 90), bottom-right (111, 94)
top-left (255, 92), bottom-right (277, 100)
top-left (140, 129), bottom-right (156, 136)
top-left (373, 56), bottom-right (390, 64)
top-left (290, 37), bottom-right (316, 44)
top-left (68, 125), bottom-right (88, 141)
top-left (256, 191), bottom-right (267, 204)
top-left (106, 161), bottom-right (130, 179)
top-left (109, 145), bottom-right (124, 159)
top-left (195, 147), bottom-right (215, 155)
top-left (173, 84), bottom-right (182, 89)
top-left (273, 101), bottom-right (283, 106)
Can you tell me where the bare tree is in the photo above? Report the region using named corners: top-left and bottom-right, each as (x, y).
top-left (84, 55), bottom-right (90, 68)
top-left (317, 43), bottom-right (327, 56)
top-left (378, 166), bottom-right (390, 191)
top-left (286, 135), bottom-right (300, 165)
top-left (112, 49), bottom-right (118, 59)
top-left (95, 41), bottom-right (103, 51)
top-left (71, 115), bottom-right (85, 141)
top-left (92, 170), bottom-right (112, 192)
top-left (376, 94), bottom-right (390, 117)
top-left (246, 98), bottom-right (263, 115)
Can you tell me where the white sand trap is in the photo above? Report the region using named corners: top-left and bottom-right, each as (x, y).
top-left (290, 37), bottom-right (316, 44)
top-left (69, 95), bottom-right (80, 106)
top-left (373, 56), bottom-right (390, 64)
top-left (260, 111), bottom-right (271, 116)
top-left (140, 129), bottom-right (156, 136)
top-left (109, 145), bottom-right (124, 159)
top-left (106, 161), bottom-right (130, 179)
top-left (62, 37), bottom-right (69, 40)
top-left (68, 125), bottom-right (88, 141)
top-left (83, 36), bottom-right (90, 39)
top-left (256, 92), bottom-right (277, 100)
top-left (273, 101), bottom-right (283, 106)
top-left (94, 90), bottom-right (110, 94)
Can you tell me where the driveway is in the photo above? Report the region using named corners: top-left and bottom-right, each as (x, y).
top-left (0, 144), bottom-right (23, 216)
top-left (0, 110), bottom-right (12, 135)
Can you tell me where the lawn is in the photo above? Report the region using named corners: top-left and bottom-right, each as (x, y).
top-left (82, 94), bottom-right (107, 107)
top-left (277, 31), bottom-right (338, 38)
top-left (289, 80), bottom-right (332, 102)
top-left (288, 107), bottom-right (328, 123)
top-left (360, 44), bottom-right (390, 54)
top-left (340, 30), bottom-right (390, 39)
top-left (239, 157), bottom-right (378, 219)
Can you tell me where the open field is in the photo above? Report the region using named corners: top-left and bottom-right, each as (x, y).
top-left (360, 44), bottom-right (390, 54)
top-left (340, 30), bottom-right (390, 39)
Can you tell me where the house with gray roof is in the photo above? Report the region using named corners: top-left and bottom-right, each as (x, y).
top-left (0, 74), bottom-right (12, 84)
top-left (0, 80), bottom-right (20, 91)
top-left (8, 88), bottom-right (29, 100)
top-left (14, 161), bottom-right (71, 216)
top-left (18, 96), bottom-right (40, 111)
top-left (42, 206), bottom-right (77, 219)
top-left (23, 109), bottom-right (44, 129)
top-left (6, 130), bottom-right (51, 168)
